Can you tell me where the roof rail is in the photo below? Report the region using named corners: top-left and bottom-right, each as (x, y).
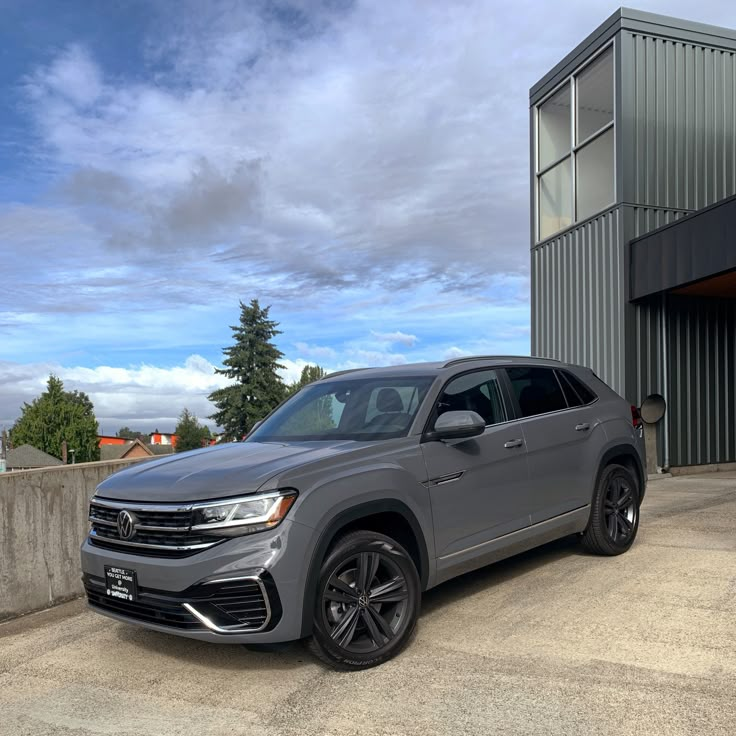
top-left (320, 368), bottom-right (365, 380)
top-left (442, 355), bottom-right (563, 368)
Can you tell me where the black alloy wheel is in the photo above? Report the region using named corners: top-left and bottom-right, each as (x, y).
top-left (308, 530), bottom-right (420, 670)
top-left (603, 473), bottom-right (637, 544)
top-left (581, 463), bottom-right (640, 555)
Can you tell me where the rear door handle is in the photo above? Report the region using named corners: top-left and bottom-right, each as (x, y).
top-left (575, 423), bottom-right (591, 432)
top-left (504, 439), bottom-right (524, 449)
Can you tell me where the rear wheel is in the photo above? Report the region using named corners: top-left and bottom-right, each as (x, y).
top-left (581, 463), bottom-right (640, 555)
top-left (307, 530), bottom-right (420, 670)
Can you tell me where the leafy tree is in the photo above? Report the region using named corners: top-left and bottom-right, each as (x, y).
top-left (174, 409), bottom-right (211, 452)
top-left (11, 375), bottom-right (100, 462)
top-left (117, 426), bottom-right (146, 440)
top-left (287, 364), bottom-right (327, 396)
top-left (208, 299), bottom-right (287, 439)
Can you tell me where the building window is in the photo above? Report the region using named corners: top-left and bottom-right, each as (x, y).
top-left (536, 45), bottom-right (614, 241)
top-left (538, 85), bottom-right (571, 170)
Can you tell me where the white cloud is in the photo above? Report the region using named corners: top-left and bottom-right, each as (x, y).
top-left (371, 330), bottom-right (418, 347)
top-left (294, 342), bottom-right (338, 360)
top-left (0, 356), bottom-right (230, 434)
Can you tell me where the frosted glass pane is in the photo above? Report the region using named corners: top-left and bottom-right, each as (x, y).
top-left (576, 128), bottom-right (614, 220)
top-left (577, 48), bottom-right (613, 143)
top-left (539, 157), bottom-right (572, 239)
top-left (538, 84), bottom-right (571, 170)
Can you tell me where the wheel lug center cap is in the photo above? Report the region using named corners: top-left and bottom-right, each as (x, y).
top-left (358, 594), bottom-right (369, 608)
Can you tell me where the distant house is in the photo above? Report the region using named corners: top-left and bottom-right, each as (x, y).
top-left (98, 435), bottom-right (130, 447)
top-left (150, 432), bottom-right (178, 447)
top-left (99, 439), bottom-right (175, 461)
top-left (6, 444), bottom-right (64, 471)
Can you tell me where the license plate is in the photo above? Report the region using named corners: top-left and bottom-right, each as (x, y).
top-left (104, 566), bottom-right (138, 602)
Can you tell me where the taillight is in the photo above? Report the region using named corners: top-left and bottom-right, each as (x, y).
top-left (631, 405), bottom-right (642, 428)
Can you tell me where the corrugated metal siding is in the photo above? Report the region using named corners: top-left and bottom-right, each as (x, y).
top-left (627, 205), bottom-right (689, 403)
top-left (667, 296), bottom-right (736, 467)
top-left (532, 26), bottom-right (736, 469)
top-left (531, 208), bottom-right (625, 395)
top-left (626, 31), bottom-right (736, 210)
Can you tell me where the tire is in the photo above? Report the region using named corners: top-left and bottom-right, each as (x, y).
top-left (581, 463), bottom-right (640, 556)
top-left (306, 530), bottom-right (421, 671)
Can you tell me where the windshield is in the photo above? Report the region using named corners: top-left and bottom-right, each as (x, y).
top-left (248, 375), bottom-right (436, 442)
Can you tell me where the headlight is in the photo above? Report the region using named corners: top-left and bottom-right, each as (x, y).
top-left (191, 490), bottom-right (297, 536)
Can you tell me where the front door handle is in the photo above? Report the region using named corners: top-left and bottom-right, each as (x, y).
top-left (575, 423), bottom-right (591, 432)
top-left (504, 439), bottom-right (524, 449)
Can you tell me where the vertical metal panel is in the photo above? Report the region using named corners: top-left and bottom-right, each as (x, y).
top-left (531, 208), bottom-right (625, 395)
top-left (627, 206), bottom-right (693, 468)
top-left (625, 32), bottom-right (736, 210)
top-left (665, 296), bottom-right (736, 466)
top-left (532, 22), bottom-right (736, 469)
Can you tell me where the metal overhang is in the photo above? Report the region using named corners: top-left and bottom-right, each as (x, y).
top-left (629, 194), bottom-right (736, 302)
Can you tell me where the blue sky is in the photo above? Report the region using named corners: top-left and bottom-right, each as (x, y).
top-left (1, 0), bottom-right (733, 433)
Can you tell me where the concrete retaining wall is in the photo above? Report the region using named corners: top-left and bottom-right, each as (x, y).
top-left (0, 459), bottom-right (145, 621)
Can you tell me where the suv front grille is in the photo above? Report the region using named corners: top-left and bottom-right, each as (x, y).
top-left (88, 499), bottom-right (225, 557)
top-left (84, 575), bottom-right (277, 633)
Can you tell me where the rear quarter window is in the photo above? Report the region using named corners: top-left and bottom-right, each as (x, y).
top-left (556, 370), bottom-right (597, 407)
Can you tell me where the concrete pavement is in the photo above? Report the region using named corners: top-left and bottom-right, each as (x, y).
top-left (1, 472), bottom-right (735, 735)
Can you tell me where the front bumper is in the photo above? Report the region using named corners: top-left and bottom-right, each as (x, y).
top-left (80, 518), bottom-right (314, 643)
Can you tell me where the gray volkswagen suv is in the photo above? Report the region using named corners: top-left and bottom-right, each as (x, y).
top-left (82, 357), bottom-right (646, 670)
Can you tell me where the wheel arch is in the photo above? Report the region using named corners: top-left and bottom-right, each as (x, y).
top-left (596, 444), bottom-right (646, 503)
top-left (299, 499), bottom-right (429, 638)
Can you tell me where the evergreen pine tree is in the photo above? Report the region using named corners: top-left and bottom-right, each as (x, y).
top-left (208, 299), bottom-right (286, 439)
top-left (174, 408), bottom-right (210, 452)
top-left (11, 375), bottom-right (100, 462)
top-left (287, 364), bottom-right (327, 396)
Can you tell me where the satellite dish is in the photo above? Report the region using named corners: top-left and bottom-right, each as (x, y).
top-left (640, 394), bottom-right (666, 424)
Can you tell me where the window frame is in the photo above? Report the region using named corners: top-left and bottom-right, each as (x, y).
top-left (421, 368), bottom-right (517, 438)
top-left (501, 365), bottom-right (600, 420)
top-left (555, 369), bottom-right (598, 407)
top-left (504, 365), bottom-right (569, 419)
top-left (534, 41), bottom-right (616, 243)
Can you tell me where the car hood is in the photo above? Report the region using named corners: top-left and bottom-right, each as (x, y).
top-left (94, 440), bottom-right (361, 503)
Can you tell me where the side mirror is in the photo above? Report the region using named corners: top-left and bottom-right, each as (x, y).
top-left (430, 410), bottom-right (485, 441)
top-left (640, 394), bottom-right (666, 424)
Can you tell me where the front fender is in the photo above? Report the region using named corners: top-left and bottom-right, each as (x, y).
top-left (285, 456), bottom-right (434, 639)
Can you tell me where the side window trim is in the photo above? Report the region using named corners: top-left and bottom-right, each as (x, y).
top-left (502, 364), bottom-right (579, 419)
top-left (555, 369), bottom-right (599, 408)
top-left (422, 368), bottom-right (516, 435)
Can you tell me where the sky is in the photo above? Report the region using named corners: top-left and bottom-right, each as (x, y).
top-left (1, 0), bottom-right (734, 434)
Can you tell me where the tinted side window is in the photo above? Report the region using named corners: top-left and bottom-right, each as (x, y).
top-left (507, 367), bottom-right (567, 417)
top-left (438, 370), bottom-right (508, 426)
top-left (556, 370), bottom-right (597, 407)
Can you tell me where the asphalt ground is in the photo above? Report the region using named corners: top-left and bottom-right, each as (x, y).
top-left (1, 472), bottom-right (734, 735)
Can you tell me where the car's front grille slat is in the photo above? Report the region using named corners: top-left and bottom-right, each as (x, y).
top-left (88, 500), bottom-right (225, 558)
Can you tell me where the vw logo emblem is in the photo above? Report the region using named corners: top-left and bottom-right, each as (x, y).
top-left (117, 510), bottom-right (136, 540)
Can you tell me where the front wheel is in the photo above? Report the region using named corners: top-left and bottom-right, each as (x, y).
top-left (581, 463), bottom-right (640, 555)
top-left (307, 530), bottom-right (420, 670)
